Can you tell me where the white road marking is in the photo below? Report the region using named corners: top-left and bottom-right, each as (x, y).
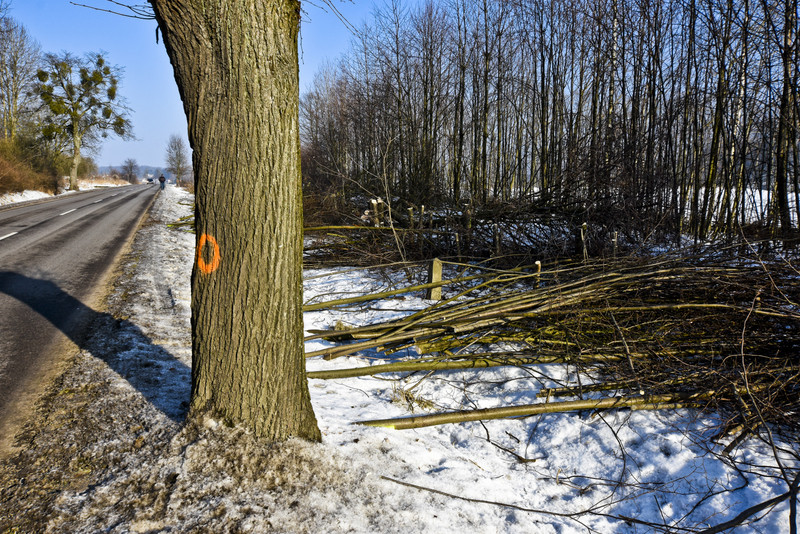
top-left (0, 232), bottom-right (18, 241)
top-left (59, 208), bottom-right (77, 216)
top-left (93, 199), bottom-right (103, 203)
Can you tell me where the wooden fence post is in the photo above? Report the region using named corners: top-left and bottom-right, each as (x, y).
top-left (425, 258), bottom-right (443, 300)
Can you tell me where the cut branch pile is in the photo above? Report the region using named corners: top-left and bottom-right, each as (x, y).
top-left (305, 246), bottom-right (800, 438)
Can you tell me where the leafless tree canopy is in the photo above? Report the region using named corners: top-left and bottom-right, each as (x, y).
top-left (301, 0), bottom-right (800, 246)
top-left (164, 134), bottom-right (191, 183)
top-left (120, 157), bottom-right (138, 183)
top-left (0, 18), bottom-right (40, 141)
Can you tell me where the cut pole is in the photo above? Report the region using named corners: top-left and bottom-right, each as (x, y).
top-left (425, 258), bottom-right (443, 300)
top-left (357, 391), bottom-right (716, 429)
top-left (370, 199), bottom-right (379, 226)
top-left (306, 352), bottom-right (598, 380)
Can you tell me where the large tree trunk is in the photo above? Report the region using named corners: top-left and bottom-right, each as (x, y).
top-left (149, 0), bottom-right (320, 442)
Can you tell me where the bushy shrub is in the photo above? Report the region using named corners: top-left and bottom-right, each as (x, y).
top-left (0, 140), bottom-right (59, 195)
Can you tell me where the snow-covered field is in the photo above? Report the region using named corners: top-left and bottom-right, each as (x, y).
top-left (4, 185), bottom-right (795, 533)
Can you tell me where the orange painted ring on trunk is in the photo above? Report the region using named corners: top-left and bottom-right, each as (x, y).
top-left (197, 233), bottom-right (221, 274)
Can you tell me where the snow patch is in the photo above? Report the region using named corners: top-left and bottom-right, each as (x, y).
top-left (0, 189), bottom-right (53, 205)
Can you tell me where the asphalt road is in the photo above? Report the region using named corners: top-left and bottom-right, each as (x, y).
top-left (0, 184), bottom-right (157, 445)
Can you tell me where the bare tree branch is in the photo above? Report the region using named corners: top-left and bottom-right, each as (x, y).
top-left (69, 1), bottom-right (154, 20)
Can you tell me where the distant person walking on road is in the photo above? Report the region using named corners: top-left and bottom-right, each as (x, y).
top-left (159, 174), bottom-right (166, 190)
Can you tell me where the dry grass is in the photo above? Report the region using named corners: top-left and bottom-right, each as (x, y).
top-left (0, 145), bottom-right (58, 196)
top-left (76, 176), bottom-right (133, 189)
top-left (179, 181), bottom-right (195, 195)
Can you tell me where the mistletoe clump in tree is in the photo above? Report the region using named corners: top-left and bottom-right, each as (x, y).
top-left (36, 52), bottom-right (131, 190)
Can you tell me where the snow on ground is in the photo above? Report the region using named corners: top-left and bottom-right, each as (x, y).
top-left (0, 189), bottom-right (53, 206)
top-left (0, 179), bottom-right (130, 206)
top-left (13, 185), bottom-right (795, 532)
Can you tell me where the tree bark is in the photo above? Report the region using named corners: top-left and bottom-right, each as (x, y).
top-left (774, 0), bottom-right (796, 234)
top-left (70, 131), bottom-right (82, 191)
top-left (148, 0), bottom-right (320, 442)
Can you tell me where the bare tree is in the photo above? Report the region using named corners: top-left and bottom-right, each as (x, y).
top-left (0, 18), bottom-right (40, 140)
top-left (120, 158), bottom-right (138, 184)
top-left (772, 0), bottom-right (797, 233)
top-left (164, 134), bottom-right (190, 185)
top-left (300, 0), bottom-right (799, 244)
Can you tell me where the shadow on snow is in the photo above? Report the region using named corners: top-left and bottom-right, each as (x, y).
top-left (0, 271), bottom-right (189, 422)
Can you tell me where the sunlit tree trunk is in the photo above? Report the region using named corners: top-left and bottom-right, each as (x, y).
top-left (149, 0), bottom-right (321, 441)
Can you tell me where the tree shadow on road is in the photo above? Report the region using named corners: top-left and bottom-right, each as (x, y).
top-left (0, 271), bottom-right (189, 423)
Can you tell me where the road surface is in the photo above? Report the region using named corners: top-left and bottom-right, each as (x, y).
top-left (0, 185), bottom-right (157, 449)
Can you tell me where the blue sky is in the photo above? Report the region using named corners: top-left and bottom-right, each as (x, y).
top-left (11, 1), bottom-right (374, 168)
